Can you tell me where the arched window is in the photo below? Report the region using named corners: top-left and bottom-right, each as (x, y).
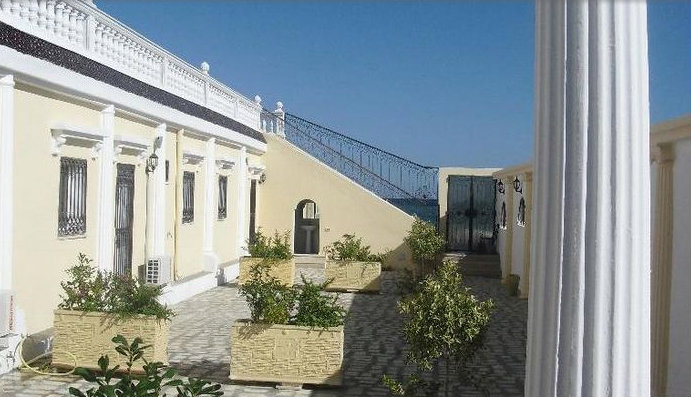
top-left (517, 197), bottom-right (526, 226)
top-left (500, 202), bottom-right (507, 229)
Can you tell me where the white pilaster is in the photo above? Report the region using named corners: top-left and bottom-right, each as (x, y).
top-left (152, 123), bottom-right (167, 256)
top-left (237, 146), bottom-right (248, 256)
top-left (97, 105), bottom-right (115, 273)
top-left (520, 171), bottom-right (533, 299)
top-left (503, 177), bottom-right (514, 280)
top-left (526, 1), bottom-right (651, 397)
top-left (203, 137), bottom-right (218, 271)
top-left (0, 75), bottom-right (15, 291)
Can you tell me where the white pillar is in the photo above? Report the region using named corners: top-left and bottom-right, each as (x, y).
top-left (152, 123), bottom-right (167, 256)
top-left (0, 75), bottom-right (15, 291)
top-left (203, 137), bottom-right (218, 271)
top-left (97, 105), bottom-right (115, 273)
top-left (526, 1), bottom-right (651, 397)
top-left (651, 144), bottom-right (675, 397)
top-left (237, 146), bottom-right (248, 256)
top-left (520, 171), bottom-right (533, 299)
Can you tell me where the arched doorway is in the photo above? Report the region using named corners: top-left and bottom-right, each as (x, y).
top-left (294, 199), bottom-right (319, 254)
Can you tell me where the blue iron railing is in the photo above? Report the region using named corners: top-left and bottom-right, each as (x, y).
top-left (261, 109), bottom-right (439, 224)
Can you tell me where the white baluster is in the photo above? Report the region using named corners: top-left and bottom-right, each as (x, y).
top-left (45, 0), bottom-right (55, 31)
top-left (66, 6), bottom-right (76, 42)
top-left (37, 1), bottom-right (46, 28)
top-left (28, 1), bottom-right (38, 25)
top-left (75, 13), bottom-right (85, 46)
top-left (53, 2), bottom-right (64, 36)
top-left (94, 22), bottom-right (103, 53)
top-left (19, 1), bottom-right (29, 19)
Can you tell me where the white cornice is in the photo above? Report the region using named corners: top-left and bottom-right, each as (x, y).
top-left (50, 123), bottom-right (105, 158)
top-left (182, 150), bottom-right (205, 165)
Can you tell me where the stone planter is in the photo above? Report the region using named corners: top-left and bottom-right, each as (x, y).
top-left (52, 309), bottom-right (169, 370)
top-left (325, 260), bottom-right (381, 292)
top-left (238, 257), bottom-right (295, 286)
top-left (230, 320), bottom-right (343, 386)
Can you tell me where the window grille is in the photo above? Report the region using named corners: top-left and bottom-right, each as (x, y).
top-left (58, 157), bottom-right (87, 236)
top-left (517, 197), bottom-right (526, 226)
top-left (182, 171), bottom-right (195, 223)
top-left (165, 160), bottom-right (170, 183)
top-left (500, 202), bottom-right (507, 230)
top-left (218, 175), bottom-right (228, 220)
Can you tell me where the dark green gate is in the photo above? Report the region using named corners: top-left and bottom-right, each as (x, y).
top-left (446, 175), bottom-right (496, 253)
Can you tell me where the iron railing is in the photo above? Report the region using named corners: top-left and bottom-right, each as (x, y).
top-left (261, 109), bottom-right (439, 223)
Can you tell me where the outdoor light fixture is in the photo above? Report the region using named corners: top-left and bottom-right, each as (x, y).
top-left (497, 180), bottom-right (505, 194)
top-left (146, 151), bottom-right (159, 174)
top-left (259, 172), bottom-right (267, 184)
top-left (513, 176), bottom-right (522, 193)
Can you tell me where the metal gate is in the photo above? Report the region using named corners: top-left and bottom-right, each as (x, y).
top-left (113, 163), bottom-right (135, 276)
top-left (248, 179), bottom-right (257, 244)
top-left (446, 175), bottom-right (496, 253)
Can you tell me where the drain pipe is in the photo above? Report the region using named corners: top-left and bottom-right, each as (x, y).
top-left (173, 129), bottom-right (184, 281)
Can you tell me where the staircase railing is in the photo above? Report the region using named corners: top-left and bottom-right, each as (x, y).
top-left (260, 107), bottom-right (439, 223)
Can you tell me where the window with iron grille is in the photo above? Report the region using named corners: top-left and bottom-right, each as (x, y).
top-left (218, 175), bottom-right (228, 220)
top-left (182, 171), bottom-right (195, 223)
top-left (58, 157), bottom-right (88, 236)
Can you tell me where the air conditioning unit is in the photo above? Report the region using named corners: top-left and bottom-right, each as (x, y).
top-left (0, 290), bottom-right (15, 336)
top-left (145, 257), bottom-right (172, 285)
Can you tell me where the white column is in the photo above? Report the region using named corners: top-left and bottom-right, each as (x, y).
top-left (651, 144), bottom-right (675, 397)
top-left (520, 171), bottom-right (533, 299)
top-left (526, 1), bottom-right (651, 397)
top-left (152, 123), bottom-right (167, 256)
top-left (97, 105), bottom-right (115, 273)
top-left (503, 178), bottom-right (514, 280)
top-left (203, 137), bottom-right (218, 271)
top-left (237, 146), bottom-right (248, 256)
top-left (0, 75), bottom-right (15, 291)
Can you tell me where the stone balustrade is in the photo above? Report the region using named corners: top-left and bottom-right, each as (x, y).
top-left (0, 0), bottom-right (263, 132)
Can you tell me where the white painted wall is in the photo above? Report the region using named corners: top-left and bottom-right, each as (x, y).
top-left (667, 137), bottom-right (691, 397)
top-left (510, 177), bottom-right (526, 281)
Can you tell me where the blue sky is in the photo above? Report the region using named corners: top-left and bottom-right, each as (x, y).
top-left (99, 1), bottom-right (690, 168)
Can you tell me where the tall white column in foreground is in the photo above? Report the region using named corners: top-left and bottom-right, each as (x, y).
top-left (236, 146), bottom-right (248, 256)
top-left (203, 137), bottom-right (218, 272)
top-left (0, 75), bottom-right (15, 292)
top-left (526, 1), bottom-right (651, 397)
top-left (152, 123), bottom-right (167, 256)
top-left (97, 105), bottom-right (115, 272)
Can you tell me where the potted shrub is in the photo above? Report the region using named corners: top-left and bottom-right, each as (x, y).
top-left (238, 230), bottom-right (295, 286)
top-left (68, 334), bottom-right (222, 397)
top-left (52, 254), bottom-right (174, 371)
top-left (383, 260), bottom-right (494, 396)
top-left (230, 266), bottom-right (346, 386)
top-left (404, 217), bottom-right (445, 277)
top-left (324, 234), bottom-right (383, 292)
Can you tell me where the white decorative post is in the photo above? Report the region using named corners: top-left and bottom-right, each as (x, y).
top-left (0, 75), bottom-right (14, 292)
top-left (503, 177), bottom-right (514, 280)
top-left (152, 123), bottom-right (167, 256)
top-left (237, 146), bottom-right (248, 256)
top-left (203, 137), bottom-right (218, 272)
top-left (651, 143), bottom-right (675, 397)
top-left (97, 104), bottom-right (115, 273)
top-left (274, 101), bottom-right (285, 138)
top-left (526, 1), bottom-right (651, 397)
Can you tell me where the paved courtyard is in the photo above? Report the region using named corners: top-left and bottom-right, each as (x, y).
top-left (0, 268), bottom-right (527, 397)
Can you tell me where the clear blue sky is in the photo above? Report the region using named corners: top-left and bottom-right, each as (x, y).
top-left (98, 1), bottom-right (690, 168)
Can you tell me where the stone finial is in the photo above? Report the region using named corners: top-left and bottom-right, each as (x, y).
top-left (254, 95), bottom-right (262, 105)
top-left (275, 101), bottom-right (284, 111)
top-left (200, 61), bottom-right (210, 75)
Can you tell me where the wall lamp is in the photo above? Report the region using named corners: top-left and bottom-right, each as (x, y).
top-left (497, 180), bottom-right (505, 194)
top-left (259, 172), bottom-right (267, 184)
top-left (513, 176), bottom-right (522, 193)
top-left (145, 151), bottom-right (158, 174)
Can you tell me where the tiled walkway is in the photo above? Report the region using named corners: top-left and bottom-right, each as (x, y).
top-left (0, 268), bottom-right (527, 397)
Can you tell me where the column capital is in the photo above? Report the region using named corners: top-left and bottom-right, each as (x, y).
top-left (651, 143), bottom-right (675, 164)
top-left (0, 75), bottom-right (15, 87)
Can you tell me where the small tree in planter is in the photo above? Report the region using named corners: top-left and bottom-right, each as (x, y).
top-left (404, 217), bottom-right (445, 277)
top-left (239, 230), bottom-right (295, 286)
top-left (53, 253), bottom-right (174, 371)
top-left (231, 266), bottom-right (347, 386)
top-left (324, 234), bottom-right (384, 292)
top-left (383, 260), bottom-right (494, 396)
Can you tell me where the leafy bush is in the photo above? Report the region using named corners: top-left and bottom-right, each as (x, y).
top-left (325, 234), bottom-right (379, 262)
top-left (247, 230), bottom-right (293, 260)
top-left (384, 260), bottom-right (494, 396)
top-left (404, 218), bottom-right (445, 275)
top-left (59, 253), bottom-right (174, 321)
top-left (69, 335), bottom-right (223, 397)
top-left (238, 266), bottom-right (346, 328)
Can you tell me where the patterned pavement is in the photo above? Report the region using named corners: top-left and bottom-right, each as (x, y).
top-left (0, 268), bottom-right (527, 397)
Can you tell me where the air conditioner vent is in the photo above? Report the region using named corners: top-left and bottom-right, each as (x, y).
top-left (145, 257), bottom-right (171, 285)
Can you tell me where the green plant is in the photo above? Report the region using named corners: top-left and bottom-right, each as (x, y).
top-left (58, 253), bottom-right (174, 321)
top-left (292, 275), bottom-right (346, 328)
top-left (247, 230), bottom-right (293, 260)
top-left (238, 266), bottom-right (346, 328)
top-left (404, 218), bottom-right (445, 275)
top-left (384, 260), bottom-right (494, 396)
top-left (325, 234), bottom-right (380, 262)
top-left (69, 335), bottom-right (223, 397)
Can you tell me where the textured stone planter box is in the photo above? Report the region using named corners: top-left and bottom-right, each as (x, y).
top-left (238, 257), bottom-right (295, 286)
top-left (324, 260), bottom-right (381, 292)
top-left (52, 309), bottom-right (169, 370)
top-left (230, 321), bottom-right (344, 386)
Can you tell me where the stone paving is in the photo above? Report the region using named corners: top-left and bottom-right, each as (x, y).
top-left (0, 267), bottom-right (527, 397)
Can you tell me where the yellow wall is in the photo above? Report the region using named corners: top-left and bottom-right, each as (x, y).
top-left (258, 135), bottom-right (414, 269)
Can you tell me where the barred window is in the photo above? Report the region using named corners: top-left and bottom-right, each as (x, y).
top-left (517, 197), bottom-right (526, 227)
top-left (182, 171), bottom-right (195, 224)
top-left (500, 202), bottom-right (507, 230)
top-left (58, 157), bottom-right (87, 236)
top-left (218, 175), bottom-right (228, 220)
